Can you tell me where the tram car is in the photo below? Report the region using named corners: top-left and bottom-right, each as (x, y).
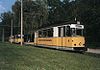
top-left (9, 34), bottom-right (33, 44)
top-left (24, 34), bottom-right (35, 42)
top-left (14, 34), bottom-right (24, 44)
top-left (34, 21), bottom-right (87, 52)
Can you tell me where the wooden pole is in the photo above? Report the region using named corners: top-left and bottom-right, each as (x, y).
top-left (11, 19), bottom-right (13, 37)
top-left (2, 28), bottom-right (4, 42)
top-left (21, 0), bottom-right (23, 45)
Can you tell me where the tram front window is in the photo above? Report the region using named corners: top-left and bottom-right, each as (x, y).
top-left (16, 35), bottom-right (24, 38)
top-left (76, 29), bottom-right (83, 36)
top-left (71, 28), bottom-right (83, 36)
top-left (65, 26), bottom-right (83, 37)
top-left (17, 36), bottom-right (21, 38)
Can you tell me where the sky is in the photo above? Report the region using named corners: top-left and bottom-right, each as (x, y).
top-left (0, 0), bottom-right (75, 14)
top-left (0, 0), bottom-right (16, 14)
top-left (0, 0), bottom-right (75, 22)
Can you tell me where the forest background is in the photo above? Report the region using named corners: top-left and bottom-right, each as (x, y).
top-left (0, 0), bottom-right (100, 48)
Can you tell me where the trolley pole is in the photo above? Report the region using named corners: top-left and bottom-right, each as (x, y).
top-left (21, 0), bottom-right (23, 46)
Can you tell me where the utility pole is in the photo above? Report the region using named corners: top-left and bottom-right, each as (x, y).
top-left (11, 19), bottom-right (13, 37)
top-left (21, 0), bottom-right (23, 46)
top-left (2, 28), bottom-right (4, 42)
top-left (10, 19), bottom-right (13, 43)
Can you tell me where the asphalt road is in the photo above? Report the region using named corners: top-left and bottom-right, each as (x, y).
top-left (87, 48), bottom-right (100, 54)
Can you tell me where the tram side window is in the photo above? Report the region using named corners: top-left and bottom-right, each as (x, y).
top-left (48, 28), bottom-right (53, 37)
top-left (39, 30), bottom-right (46, 38)
top-left (39, 31), bottom-right (42, 38)
top-left (63, 26), bottom-right (65, 37)
top-left (38, 28), bottom-right (53, 38)
top-left (71, 28), bottom-right (76, 36)
top-left (65, 26), bottom-right (71, 36)
top-left (42, 30), bottom-right (48, 37)
top-left (58, 27), bottom-right (61, 37)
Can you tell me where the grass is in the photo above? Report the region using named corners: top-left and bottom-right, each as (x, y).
top-left (0, 42), bottom-right (100, 70)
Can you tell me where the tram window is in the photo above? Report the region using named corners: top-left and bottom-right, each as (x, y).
top-left (58, 27), bottom-right (61, 37)
top-left (76, 29), bottom-right (83, 36)
top-left (38, 29), bottom-right (53, 38)
top-left (71, 28), bottom-right (76, 36)
top-left (43, 30), bottom-right (48, 37)
top-left (39, 31), bottom-right (42, 38)
top-left (63, 26), bottom-right (65, 37)
top-left (48, 28), bottom-right (53, 37)
top-left (65, 26), bottom-right (71, 36)
top-left (16, 35), bottom-right (21, 38)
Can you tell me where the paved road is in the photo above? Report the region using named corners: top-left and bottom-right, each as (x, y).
top-left (87, 48), bottom-right (100, 54)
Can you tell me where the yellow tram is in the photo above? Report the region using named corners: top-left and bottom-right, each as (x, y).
top-left (34, 21), bottom-right (87, 52)
top-left (14, 34), bottom-right (24, 44)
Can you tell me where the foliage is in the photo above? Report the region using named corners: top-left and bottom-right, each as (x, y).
top-left (0, 12), bottom-right (13, 40)
top-left (47, 0), bottom-right (100, 44)
top-left (67, 0), bottom-right (100, 43)
top-left (0, 11), bottom-right (13, 26)
top-left (0, 0), bottom-right (100, 46)
top-left (12, 0), bottom-right (48, 34)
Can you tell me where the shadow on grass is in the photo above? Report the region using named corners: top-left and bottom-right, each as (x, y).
top-left (26, 45), bottom-right (100, 58)
top-left (84, 52), bottom-right (100, 58)
top-left (28, 45), bottom-right (85, 54)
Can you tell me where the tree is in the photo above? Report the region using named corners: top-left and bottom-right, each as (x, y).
top-left (12, 0), bottom-right (48, 34)
top-left (0, 11), bottom-right (13, 41)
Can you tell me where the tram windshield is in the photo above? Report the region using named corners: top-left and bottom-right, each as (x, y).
top-left (15, 35), bottom-right (24, 38)
top-left (16, 35), bottom-right (21, 38)
top-left (76, 29), bottom-right (83, 36)
top-left (65, 26), bottom-right (83, 36)
top-left (71, 28), bottom-right (83, 36)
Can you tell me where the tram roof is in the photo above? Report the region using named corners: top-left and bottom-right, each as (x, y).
top-left (37, 21), bottom-right (82, 31)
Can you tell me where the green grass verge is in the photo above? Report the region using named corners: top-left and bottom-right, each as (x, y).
top-left (0, 42), bottom-right (100, 70)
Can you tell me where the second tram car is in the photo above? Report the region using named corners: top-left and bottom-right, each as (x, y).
top-left (14, 34), bottom-right (24, 44)
top-left (34, 21), bottom-right (87, 52)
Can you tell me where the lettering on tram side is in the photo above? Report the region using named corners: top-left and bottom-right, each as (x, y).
top-left (39, 39), bottom-right (52, 41)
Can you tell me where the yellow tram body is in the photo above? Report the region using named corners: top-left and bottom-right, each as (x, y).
top-left (10, 21), bottom-right (87, 52)
top-left (35, 36), bottom-right (85, 47)
top-left (14, 38), bottom-right (24, 43)
top-left (34, 22), bottom-right (87, 52)
top-left (14, 34), bottom-right (24, 44)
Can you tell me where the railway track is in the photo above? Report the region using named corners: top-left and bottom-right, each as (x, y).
top-left (24, 42), bottom-right (100, 54)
